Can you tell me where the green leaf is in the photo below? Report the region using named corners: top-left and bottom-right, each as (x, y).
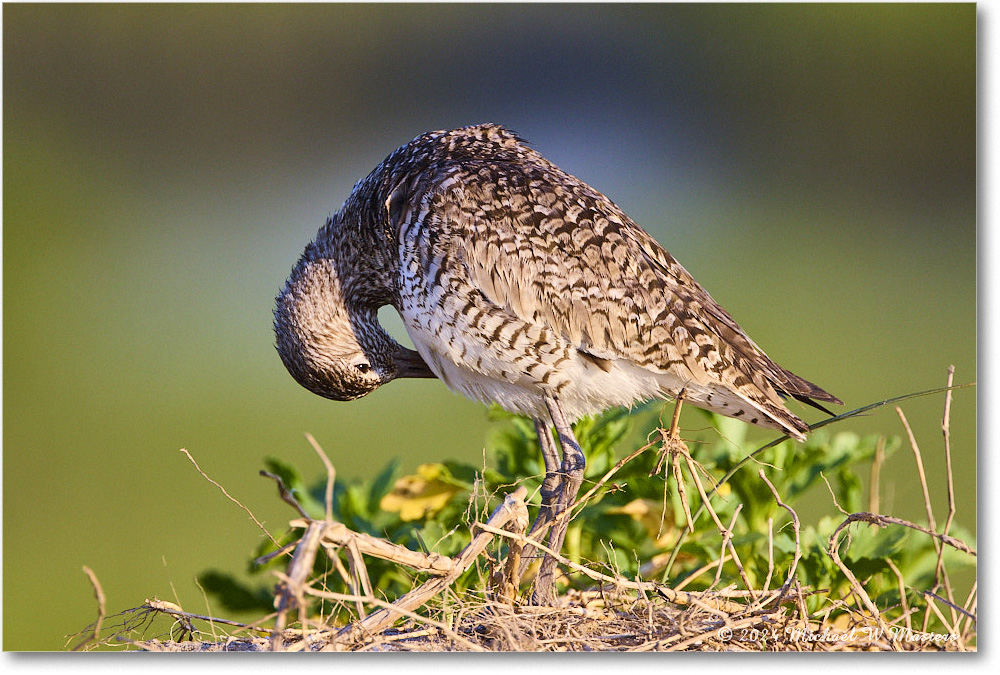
top-left (263, 455), bottom-right (327, 518)
top-left (197, 570), bottom-right (274, 613)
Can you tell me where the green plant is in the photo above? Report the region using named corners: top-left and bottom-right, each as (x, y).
top-left (200, 401), bottom-right (975, 635)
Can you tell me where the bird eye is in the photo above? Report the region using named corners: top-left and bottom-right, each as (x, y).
top-left (354, 362), bottom-right (372, 374)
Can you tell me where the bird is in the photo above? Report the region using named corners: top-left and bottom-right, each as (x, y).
top-left (274, 123), bottom-right (841, 604)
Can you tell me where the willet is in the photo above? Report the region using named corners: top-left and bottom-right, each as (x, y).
top-left (274, 124), bottom-right (840, 604)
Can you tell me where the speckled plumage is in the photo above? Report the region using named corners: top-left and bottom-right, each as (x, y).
top-left (274, 124), bottom-right (840, 603)
top-left (275, 123), bottom-right (839, 440)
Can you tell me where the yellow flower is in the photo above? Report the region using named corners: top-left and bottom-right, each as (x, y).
top-left (379, 463), bottom-right (463, 521)
top-left (607, 498), bottom-right (675, 547)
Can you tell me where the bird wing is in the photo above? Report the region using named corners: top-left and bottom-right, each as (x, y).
top-left (397, 155), bottom-right (838, 434)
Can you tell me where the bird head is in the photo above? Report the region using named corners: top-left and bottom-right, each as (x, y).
top-left (274, 254), bottom-right (433, 402)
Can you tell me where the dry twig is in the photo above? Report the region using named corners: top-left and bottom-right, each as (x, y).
top-left (71, 566), bottom-right (107, 651)
top-left (335, 486), bottom-right (528, 644)
top-left (756, 470), bottom-right (802, 600)
top-left (180, 448), bottom-right (278, 547)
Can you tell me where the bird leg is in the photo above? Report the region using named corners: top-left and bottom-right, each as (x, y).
top-left (533, 418), bottom-right (562, 525)
top-left (532, 396), bottom-right (586, 605)
top-left (520, 419), bottom-right (560, 566)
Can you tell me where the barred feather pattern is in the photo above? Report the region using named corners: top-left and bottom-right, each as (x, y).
top-left (276, 124), bottom-right (840, 440)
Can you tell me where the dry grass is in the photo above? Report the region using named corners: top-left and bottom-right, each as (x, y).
top-left (71, 369), bottom-right (976, 652)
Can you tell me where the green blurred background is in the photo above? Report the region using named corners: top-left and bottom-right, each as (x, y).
top-left (4, 4), bottom-right (975, 650)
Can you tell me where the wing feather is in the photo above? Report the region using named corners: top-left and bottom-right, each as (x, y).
top-left (399, 144), bottom-right (839, 435)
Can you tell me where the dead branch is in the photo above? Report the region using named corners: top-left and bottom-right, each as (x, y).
top-left (940, 366), bottom-right (957, 540)
top-left (71, 566), bottom-right (107, 651)
top-left (270, 520), bottom-right (325, 650)
top-left (498, 488), bottom-right (530, 604)
top-left (180, 448), bottom-right (278, 547)
top-left (304, 432), bottom-right (336, 522)
top-left (478, 521), bottom-right (750, 616)
top-left (259, 470), bottom-right (310, 518)
top-left (334, 485), bottom-right (528, 644)
top-left (831, 512), bottom-right (975, 557)
top-left (288, 518), bottom-right (456, 575)
top-left (757, 470), bottom-right (802, 597)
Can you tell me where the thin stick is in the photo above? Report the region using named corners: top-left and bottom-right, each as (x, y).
top-left (479, 522), bottom-right (750, 615)
top-left (869, 436), bottom-right (885, 514)
top-left (670, 554), bottom-right (732, 592)
top-left (761, 517), bottom-right (775, 594)
top-left (259, 470), bottom-right (310, 519)
top-left (828, 522), bottom-right (900, 650)
top-left (303, 588), bottom-right (486, 651)
top-left (757, 470), bottom-right (802, 597)
top-left (896, 405), bottom-right (956, 629)
top-left (678, 453), bottom-right (752, 592)
top-left (934, 367), bottom-right (960, 631)
top-left (576, 436), bottom-right (660, 515)
top-left (960, 581), bottom-right (977, 640)
top-left (304, 432), bottom-right (336, 523)
top-left (895, 408), bottom-right (937, 533)
top-left (672, 449), bottom-right (694, 533)
top-left (336, 486), bottom-right (528, 643)
top-left (670, 390), bottom-right (685, 432)
top-left (270, 520), bottom-right (325, 650)
top-left (885, 558), bottom-right (911, 632)
top-left (192, 576), bottom-right (218, 642)
top-left (940, 366), bottom-right (956, 539)
top-left (794, 580), bottom-right (811, 635)
top-left (180, 448), bottom-right (278, 546)
top-left (347, 538), bottom-right (374, 604)
top-left (290, 518), bottom-right (456, 575)
top-left (141, 598), bottom-right (271, 632)
top-left (721, 506), bottom-right (755, 597)
top-left (71, 567), bottom-right (107, 651)
top-left (831, 512), bottom-right (975, 557)
top-left (923, 589), bottom-right (977, 624)
top-left (711, 504), bottom-right (743, 590)
top-left (325, 542), bottom-right (367, 620)
top-left (935, 367), bottom-right (959, 613)
top-left (499, 489), bottom-right (530, 604)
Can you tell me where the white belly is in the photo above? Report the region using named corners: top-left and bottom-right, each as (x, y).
top-left (404, 321), bottom-right (686, 421)
top-left (398, 291), bottom-right (778, 428)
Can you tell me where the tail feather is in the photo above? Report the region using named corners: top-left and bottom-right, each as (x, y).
top-left (770, 365), bottom-right (843, 406)
top-left (678, 364), bottom-right (840, 442)
top-left (791, 392), bottom-right (838, 417)
top-left (678, 381), bottom-right (811, 441)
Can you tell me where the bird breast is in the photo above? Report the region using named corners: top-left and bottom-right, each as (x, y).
top-left (401, 308), bottom-right (678, 421)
